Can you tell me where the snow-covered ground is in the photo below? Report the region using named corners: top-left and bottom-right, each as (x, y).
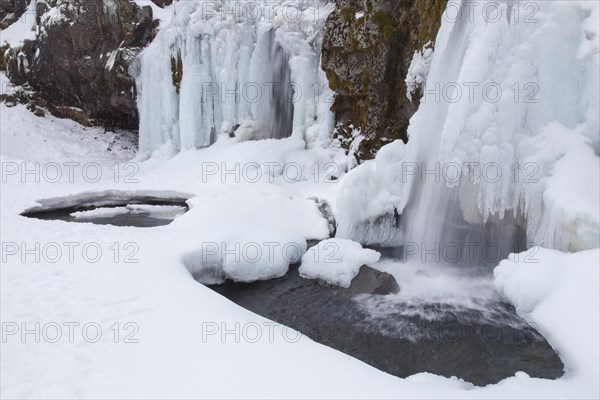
top-left (2, 0), bottom-right (599, 397)
top-left (1, 98), bottom-right (599, 399)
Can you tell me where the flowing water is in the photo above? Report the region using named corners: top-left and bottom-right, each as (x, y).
top-left (209, 259), bottom-right (564, 386)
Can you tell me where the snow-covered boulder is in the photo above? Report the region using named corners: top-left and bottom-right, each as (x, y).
top-left (223, 232), bottom-right (308, 283)
top-left (299, 239), bottom-right (381, 288)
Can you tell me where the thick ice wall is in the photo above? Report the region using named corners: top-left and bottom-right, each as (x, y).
top-left (134, 0), bottom-right (335, 157)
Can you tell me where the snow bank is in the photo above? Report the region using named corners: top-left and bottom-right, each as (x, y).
top-left (299, 239), bottom-right (381, 288)
top-left (0, 0), bottom-right (37, 47)
top-left (223, 231), bottom-right (307, 282)
top-left (184, 231), bottom-right (307, 284)
top-left (494, 247), bottom-right (600, 395)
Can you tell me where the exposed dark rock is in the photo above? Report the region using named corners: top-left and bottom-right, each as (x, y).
top-left (228, 123), bottom-right (240, 138)
top-left (344, 265), bottom-right (399, 295)
top-left (313, 265), bottom-right (399, 295)
top-left (0, 0), bottom-right (28, 29)
top-left (3, 39), bottom-right (36, 85)
top-left (310, 197), bottom-right (337, 237)
top-left (52, 106), bottom-right (90, 127)
top-left (2, 0), bottom-right (160, 129)
top-left (322, 0), bottom-right (447, 161)
top-left (170, 53), bottom-right (183, 94)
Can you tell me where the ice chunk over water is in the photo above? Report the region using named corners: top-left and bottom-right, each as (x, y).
top-left (71, 205), bottom-right (186, 220)
top-left (71, 207), bottom-right (130, 219)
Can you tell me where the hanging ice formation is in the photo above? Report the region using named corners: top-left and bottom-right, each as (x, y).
top-left (336, 0), bottom-right (600, 255)
top-left (133, 0), bottom-right (336, 157)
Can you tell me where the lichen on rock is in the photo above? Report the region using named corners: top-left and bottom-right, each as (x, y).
top-left (322, 0), bottom-right (447, 162)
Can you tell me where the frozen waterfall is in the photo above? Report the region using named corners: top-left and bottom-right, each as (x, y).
top-left (336, 0), bottom-right (600, 255)
top-left (133, 0), bottom-right (335, 157)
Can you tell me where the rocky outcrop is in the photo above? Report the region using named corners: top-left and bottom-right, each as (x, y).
top-left (322, 0), bottom-right (447, 161)
top-left (1, 0), bottom-right (167, 129)
top-left (0, 0), bottom-right (28, 29)
top-left (343, 265), bottom-right (399, 295)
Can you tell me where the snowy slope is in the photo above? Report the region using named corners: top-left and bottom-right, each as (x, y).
top-left (1, 96), bottom-right (599, 399)
top-left (0, 0), bottom-right (37, 47)
top-left (2, 0), bottom-right (599, 398)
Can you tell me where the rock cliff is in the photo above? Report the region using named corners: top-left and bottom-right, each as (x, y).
top-left (322, 0), bottom-right (447, 161)
top-left (1, 0), bottom-right (164, 129)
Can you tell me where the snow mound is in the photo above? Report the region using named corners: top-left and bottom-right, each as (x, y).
top-left (494, 248), bottom-right (565, 314)
top-left (223, 231), bottom-right (308, 283)
top-left (494, 247), bottom-right (599, 395)
top-left (299, 239), bottom-right (381, 288)
top-left (184, 231), bottom-right (308, 284)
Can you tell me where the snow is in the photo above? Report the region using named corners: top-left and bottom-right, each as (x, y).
top-left (2, 1), bottom-right (600, 399)
top-left (335, 140), bottom-right (411, 246)
top-left (299, 239), bottom-right (381, 288)
top-left (495, 248), bottom-right (600, 396)
top-left (0, 0), bottom-right (37, 47)
top-left (0, 101), bottom-right (137, 163)
top-left (222, 231), bottom-right (307, 282)
top-left (1, 52), bottom-right (600, 400)
top-left (104, 50), bottom-right (118, 71)
top-left (406, 43), bottom-right (434, 101)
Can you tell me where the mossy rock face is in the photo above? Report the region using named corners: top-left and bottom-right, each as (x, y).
top-left (322, 0), bottom-right (447, 162)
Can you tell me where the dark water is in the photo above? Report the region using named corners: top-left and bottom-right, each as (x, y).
top-left (209, 263), bottom-right (564, 386)
top-left (22, 200), bottom-right (188, 228)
